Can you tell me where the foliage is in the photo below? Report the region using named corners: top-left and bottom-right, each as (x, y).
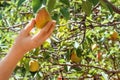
top-left (0, 0), bottom-right (120, 80)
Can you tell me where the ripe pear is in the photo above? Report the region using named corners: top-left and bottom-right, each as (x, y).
top-left (29, 60), bottom-right (39, 72)
top-left (35, 7), bottom-right (52, 29)
top-left (110, 31), bottom-right (118, 41)
top-left (70, 50), bottom-right (80, 63)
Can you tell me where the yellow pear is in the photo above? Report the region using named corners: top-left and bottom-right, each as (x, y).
top-left (70, 50), bottom-right (80, 63)
top-left (110, 31), bottom-right (118, 41)
top-left (35, 7), bottom-right (52, 29)
top-left (29, 60), bottom-right (39, 72)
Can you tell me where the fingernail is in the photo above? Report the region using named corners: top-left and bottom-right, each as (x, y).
top-left (52, 20), bottom-right (56, 23)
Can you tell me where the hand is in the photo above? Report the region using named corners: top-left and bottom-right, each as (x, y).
top-left (13, 19), bottom-right (56, 53)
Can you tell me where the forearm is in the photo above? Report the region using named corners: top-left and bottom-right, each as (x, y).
top-left (0, 45), bottom-right (26, 80)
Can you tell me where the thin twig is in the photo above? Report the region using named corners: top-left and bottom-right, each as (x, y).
top-left (54, 63), bottom-right (120, 74)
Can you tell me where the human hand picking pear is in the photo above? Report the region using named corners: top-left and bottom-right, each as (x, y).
top-left (0, 19), bottom-right (56, 80)
top-left (14, 19), bottom-right (56, 53)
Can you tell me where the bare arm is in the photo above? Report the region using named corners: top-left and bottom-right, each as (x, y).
top-left (0, 19), bottom-right (56, 80)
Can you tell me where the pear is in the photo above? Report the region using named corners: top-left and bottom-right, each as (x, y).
top-left (35, 7), bottom-right (52, 29)
top-left (29, 60), bottom-right (39, 72)
top-left (70, 50), bottom-right (80, 63)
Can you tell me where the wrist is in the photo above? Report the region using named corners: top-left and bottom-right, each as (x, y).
top-left (11, 43), bottom-right (27, 55)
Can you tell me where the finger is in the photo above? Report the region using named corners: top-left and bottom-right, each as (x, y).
top-left (42, 20), bottom-right (56, 33)
top-left (32, 20), bottom-right (55, 42)
top-left (41, 20), bottom-right (53, 32)
top-left (41, 21), bottom-right (56, 42)
top-left (24, 18), bottom-right (35, 34)
top-left (47, 20), bottom-right (56, 33)
top-left (33, 21), bottom-right (52, 41)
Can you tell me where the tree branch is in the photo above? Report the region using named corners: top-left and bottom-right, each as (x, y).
top-left (54, 63), bottom-right (120, 74)
top-left (0, 21), bottom-right (28, 31)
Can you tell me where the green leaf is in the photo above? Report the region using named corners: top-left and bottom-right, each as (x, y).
top-left (60, 0), bottom-right (70, 6)
top-left (0, 14), bottom-right (2, 20)
top-left (99, 0), bottom-right (108, 9)
top-left (66, 50), bottom-right (71, 61)
top-left (101, 72), bottom-right (109, 80)
top-left (59, 59), bottom-right (65, 63)
top-left (76, 48), bottom-right (83, 57)
top-left (82, 0), bottom-right (92, 16)
top-left (0, 1), bottom-right (10, 7)
top-left (88, 0), bottom-right (99, 6)
top-left (33, 48), bottom-right (40, 56)
top-left (17, 0), bottom-right (25, 8)
top-left (60, 7), bottom-right (70, 20)
top-left (52, 13), bottom-right (59, 23)
top-left (100, 0), bottom-right (113, 14)
top-left (72, 66), bottom-right (82, 71)
top-left (42, 0), bottom-right (47, 5)
top-left (43, 41), bottom-right (51, 48)
top-left (106, 3), bottom-right (113, 14)
top-left (64, 65), bottom-right (69, 72)
top-left (47, 0), bottom-right (56, 13)
top-left (32, 0), bottom-right (42, 13)
top-left (43, 52), bottom-right (50, 59)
